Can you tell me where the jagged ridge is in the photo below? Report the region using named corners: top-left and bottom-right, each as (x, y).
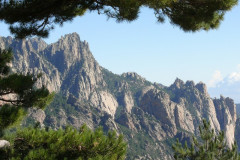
top-left (0, 33), bottom-right (237, 160)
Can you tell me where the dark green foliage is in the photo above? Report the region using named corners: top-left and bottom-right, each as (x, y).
top-left (0, 49), bottom-right (54, 135)
top-left (0, 0), bottom-right (238, 38)
top-left (43, 93), bottom-right (80, 128)
top-left (102, 69), bottom-right (152, 96)
top-left (0, 105), bottom-right (25, 136)
top-left (0, 48), bottom-right (12, 75)
top-left (0, 73), bottom-right (53, 108)
top-left (45, 93), bottom-right (77, 116)
top-left (172, 119), bottom-right (240, 160)
top-left (1, 125), bottom-right (127, 160)
top-left (0, 49), bottom-right (127, 159)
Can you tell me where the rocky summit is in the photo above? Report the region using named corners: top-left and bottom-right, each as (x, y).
top-left (0, 33), bottom-right (238, 159)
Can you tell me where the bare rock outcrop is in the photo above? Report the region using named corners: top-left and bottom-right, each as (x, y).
top-left (118, 91), bottom-right (134, 113)
top-left (2, 33), bottom-right (238, 160)
top-left (236, 118), bottom-right (240, 151)
top-left (27, 108), bottom-right (46, 127)
top-left (213, 96), bottom-right (237, 146)
top-left (174, 102), bottom-right (194, 133)
top-left (90, 91), bottom-right (118, 117)
top-left (140, 89), bottom-right (177, 136)
top-left (123, 92), bottom-right (134, 113)
top-left (0, 36), bottom-right (61, 92)
top-left (0, 140), bottom-right (10, 148)
top-left (121, 72), bottom-right (146, 82)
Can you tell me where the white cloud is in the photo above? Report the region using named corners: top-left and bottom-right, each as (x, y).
top-left (227, 72), bottom-right (240, 84)
top-left (208, 65), bottom-right (240, 103)
top-left (208, 70), bottom-right (223, 88)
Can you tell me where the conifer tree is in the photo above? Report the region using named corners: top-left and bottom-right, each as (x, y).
top-left (0, 48), bottom-right (127, 159)
top-left (0, 27), bottom-right (127, 160)
top-left (172, 119), bottom-right (240, 160)
top-left (0, 0), bottom-right (238, 38)
top-left (0, 48), bottom-right (54, 136)
top-left (1, 125), bottom-right (127, 160)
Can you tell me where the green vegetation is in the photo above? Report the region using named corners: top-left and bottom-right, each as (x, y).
top-left (0, 49), bottom-right (127, 160)
top-left (1, 125), bottom-right (127, 160)
top-left (0, 49), bottom-right (54, 136)
top-left (45, 93), bottom-right (79, 117)
top-left (102, 68), bottom-right (152, 104)
top-left (172, 119), bottom-right (240, 160)
top-left (118, 124), bottom-right (160, 159)
top-left (1, 1), bottom-right (239, 158)
top-left (102, 69), bottom-right (125, 95)
top-left (22, 93), bottom-right (79, 128)
top-left (0, 0), bottom-right (238, 38)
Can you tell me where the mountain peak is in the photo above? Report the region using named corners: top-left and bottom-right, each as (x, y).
top-left (195, 82), bottom-right (207, 94)
top-left (4, 33), bottom-right (239, 159)
top-left (59, 32), bottom-right (81, 44)
top-left (121, 72), bottom-right (146, 82)
top-left (172, 78), bottom-right (184, 89)
top-left (185, 80), bottom-right (195, 87)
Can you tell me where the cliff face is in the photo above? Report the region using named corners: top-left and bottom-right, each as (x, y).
top-left (236, 104), bottom-right (240, 151)
top-left (237, 104), bottom-right (240, 116)
top-left (213, 96), bottom-right (237, 146)
top-left (0, 33), bottom-right (237, 159)
top-left (236, 118), bottom-right (240, 152)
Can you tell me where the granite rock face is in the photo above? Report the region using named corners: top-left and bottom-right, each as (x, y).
top-left (213, 96), bottom-right (237, 146)
top-left (1, 33), bottom-right (238, 160)
top-left (27, 108), bottom-right (46, 127)
top-left (0, 140), bottom-right (10, 148)
top-left (236, 117), bottom-right (240, 152)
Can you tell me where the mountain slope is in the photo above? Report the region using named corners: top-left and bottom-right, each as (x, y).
top-left (237, 104), bottom-right (240, 116)
top-left (0, 33), bottom-right (237, 160)
top-left (237, 103), bottom-right (240, 151)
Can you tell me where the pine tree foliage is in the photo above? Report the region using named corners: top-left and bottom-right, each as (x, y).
top-left (0, 49), bottom-right (127, 159)
top-left (172, 119), bottom-right (240, 160)
top-left (1, 125), bottom-right (127, 160)
top-left (0, 0), bottom-right (238, 38)
top-left (0, 49), bottom-right (54, 135)
top-left (0, 48), bottom-right (12, 75)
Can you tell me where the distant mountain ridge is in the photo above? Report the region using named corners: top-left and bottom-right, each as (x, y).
top-left (208, 77), bottom-right (240, 104)
top-left (0, 33), bottom-right (238, 160)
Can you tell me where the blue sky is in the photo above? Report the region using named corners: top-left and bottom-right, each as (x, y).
top-left (0, 4), bottom-right (240, 90)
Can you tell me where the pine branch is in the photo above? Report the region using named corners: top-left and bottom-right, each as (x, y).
top-left (0, 97), bottom-right (22, 103)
